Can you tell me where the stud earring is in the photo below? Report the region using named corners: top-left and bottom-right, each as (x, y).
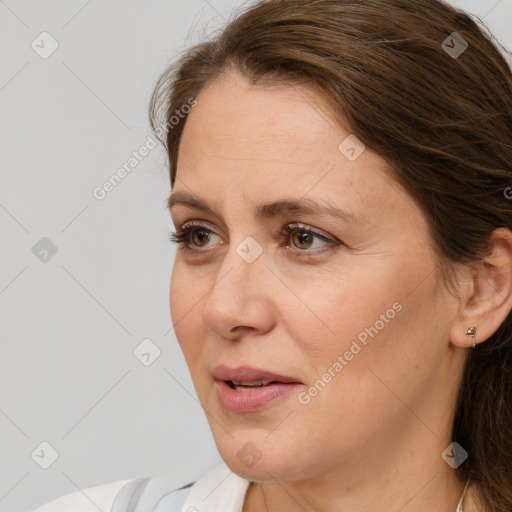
top-left (466, 326), bottom-right (477, 348)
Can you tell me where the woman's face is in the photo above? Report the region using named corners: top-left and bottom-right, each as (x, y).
top-left (169, 70), bottom-right (463, 482)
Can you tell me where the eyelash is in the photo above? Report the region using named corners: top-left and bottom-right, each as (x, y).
top-left (168, 222), bottom-right (340, 258)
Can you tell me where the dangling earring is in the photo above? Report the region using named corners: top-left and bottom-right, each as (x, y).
top-left (466, 326), bottom-right (477, 348)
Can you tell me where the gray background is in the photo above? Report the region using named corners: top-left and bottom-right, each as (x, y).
top-left (1, 1), bottom-right (510, 511)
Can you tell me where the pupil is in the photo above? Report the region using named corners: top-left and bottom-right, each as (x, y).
top-left (295, 232), bottom-right (312, 248)
top-left (193, 231), bottom-right (209, 246)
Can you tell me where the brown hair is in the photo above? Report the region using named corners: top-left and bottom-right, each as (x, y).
top-left (149, 0), bottom-right (512, 509)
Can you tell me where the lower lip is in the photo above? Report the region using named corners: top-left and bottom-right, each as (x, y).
top-left (214, 380), bottom-right (303, 413)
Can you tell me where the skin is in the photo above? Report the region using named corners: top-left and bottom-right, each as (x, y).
top-left (168, 69), bottom-right (512, 512)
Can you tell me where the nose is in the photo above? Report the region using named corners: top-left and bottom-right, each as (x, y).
top-left (202, 239), bottom-right (275, 340)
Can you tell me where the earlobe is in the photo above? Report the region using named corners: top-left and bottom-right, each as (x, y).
top-left (449, 227), bottom-right (512, 349)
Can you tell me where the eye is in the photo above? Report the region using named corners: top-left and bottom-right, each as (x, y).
top-left (169, 221), bottom-right (340, 257)
top-left (281, 223), bottom-right (336, 254)
top-left (169, 221), bottom-right (221, 250)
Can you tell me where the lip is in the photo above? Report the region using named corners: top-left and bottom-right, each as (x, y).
top-left (212, 364), bottom-right (304, 413)
top-left (212, 364), bottom-right (303, 385)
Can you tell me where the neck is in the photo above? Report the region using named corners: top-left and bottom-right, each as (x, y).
top-left (244, 470), bottom-right (468, 512)
top-left (242, 422), bottom-right (470, 512)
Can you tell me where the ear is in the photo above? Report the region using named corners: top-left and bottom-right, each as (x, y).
top-left (450, 227), bottom-right (512, 349)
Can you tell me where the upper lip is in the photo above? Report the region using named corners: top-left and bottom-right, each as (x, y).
top-left (212, 364), bottom-right (303, 384)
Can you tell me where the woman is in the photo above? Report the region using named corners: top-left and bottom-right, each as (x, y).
top-left (32, 0), bottom-right (512, 510)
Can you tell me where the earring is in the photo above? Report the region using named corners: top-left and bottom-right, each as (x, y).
top-left (466, 326), bottom-right (477, 348)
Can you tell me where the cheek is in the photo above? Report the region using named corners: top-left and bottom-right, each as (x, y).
top-left (169, 262), bottom-right (205, 365)
top-left (278, 273), bottom-right (436, 447)
top-left (280, 266), bottom-right (400, 360)
top-left (286, 255), bottom-right (435, 390)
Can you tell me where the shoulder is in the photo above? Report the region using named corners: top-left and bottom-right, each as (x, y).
top-left (30, 462), bottom-right (250, 512)
top-left (30, 477), bottom-right (192, 512)
top-left (116, 463), bottom-right (250, 512)
top-left (30, 478), bottom-right (133, 512)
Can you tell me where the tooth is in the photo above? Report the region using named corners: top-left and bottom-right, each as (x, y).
top-left (231, 380), bottom-right (272, 390)
top-left (234, 384), bottom-right (264, 391)
top-left (236, 380), bottom-right (271, 386)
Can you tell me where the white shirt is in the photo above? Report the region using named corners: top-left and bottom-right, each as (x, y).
top-left (30, 464), bottom-right (468, 511)
top-left (31, 462), bottom-right (251, 512)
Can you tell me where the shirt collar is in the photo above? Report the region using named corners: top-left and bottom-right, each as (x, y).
top-left (181, 462), bottom-right (251, 512)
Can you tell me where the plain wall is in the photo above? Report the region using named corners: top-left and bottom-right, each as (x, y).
top-left (1, 1), bottom-right (510, 510)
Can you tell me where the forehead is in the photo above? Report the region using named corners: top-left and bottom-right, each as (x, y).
top-left (180, 71), bottom-right (345, 160)
top-left (175, 70), bottom-right (416, 229)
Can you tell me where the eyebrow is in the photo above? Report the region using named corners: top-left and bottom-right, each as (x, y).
top-left (168, 191), bottom-right (370, 227)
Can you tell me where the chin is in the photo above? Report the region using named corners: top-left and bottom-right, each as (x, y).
top-left (215, 437), bottom-right (309, 482)
top-left (223, 454), bottom-right (283, 482)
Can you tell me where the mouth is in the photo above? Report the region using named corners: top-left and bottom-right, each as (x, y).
top-left (212, 364), bottom-right (304, 413)
top-left (226, 379), bottom-right (288, 391)
top-left (212, 364), bottom-right (303, 386)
